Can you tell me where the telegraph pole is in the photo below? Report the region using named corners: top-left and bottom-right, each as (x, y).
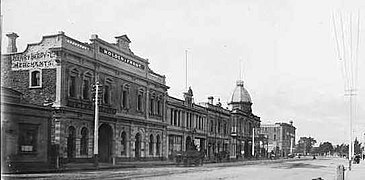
top-left (93, 81), bottom-right (101, 168)
top-left (252, 128), bottom-right (255, 157)
top-left (290, 137), bottom-right (294, 155)
top-left (332, 11), bottom-right (360, 169)
top-left (185, 49), bottom-right (188, 91)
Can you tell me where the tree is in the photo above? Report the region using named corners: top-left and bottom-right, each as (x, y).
top-left (296, 137), bottom-right (317, 155)
top-left (318, 142), bottom-right (334, 155)
top-left (354, 138), bottom-right (362, 155)
top-left (334, 143), bottom-right (348, 157)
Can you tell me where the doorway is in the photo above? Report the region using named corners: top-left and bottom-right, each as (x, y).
top-left (135, 133), bottom-right (141, 159)
top-left (67, 126), bottom-right (76, 159)
top-left (99, 123), bottom-right (113, 162)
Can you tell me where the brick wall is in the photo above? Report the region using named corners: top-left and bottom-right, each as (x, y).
top-left (5, 69), bottom-right (57, 105)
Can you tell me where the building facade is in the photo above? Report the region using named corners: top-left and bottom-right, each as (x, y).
top-left (1, 87), bottom-right (53, 171)
top-left (2, 32), bottom-right (266, 171)
top-left (165, 88), bottom-right (208, 159)
top-left (229, 80), bottom-right (261, 158)
top-left (1, 32), bottom-right (169, 165)
top-left (260, 121), bottom-right (296, 157)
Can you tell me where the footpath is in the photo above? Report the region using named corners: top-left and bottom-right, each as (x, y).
top-left (346, 160), bottom-right (365, 180)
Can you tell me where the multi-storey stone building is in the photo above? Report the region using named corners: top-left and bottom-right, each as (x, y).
top-left (260, 121), bottom-right (296, 157)
top-left (2, 31), bottom-right (264, 171)
top-left (165, 88), bottom-right (231, 161)
top-left (165, 88), bottom-right (208, 159)
top-left (1, 32), bottom-right (169, 166)
top-left (229, 80), bottom-right (261, 158)
top-left (199, 97), bottom-right (231, 160)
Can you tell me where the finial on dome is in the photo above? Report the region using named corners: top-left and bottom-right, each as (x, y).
top-left (236, 80), bottom-right (244, 87)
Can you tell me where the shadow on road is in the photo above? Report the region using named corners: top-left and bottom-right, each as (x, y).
top-left (272, 162), bottom-right (326, 169)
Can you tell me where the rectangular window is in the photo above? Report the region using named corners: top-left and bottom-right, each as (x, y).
top-left (137, 91), bottom-right (143, 111)
top-left (104, 85), bottom-right (110, 104)
top-left (83, 79), bottom-right (90, 100)
top-left (18, 124), bottom-right (38, 153)
top-left (122, 89), bottom-right (128, 108)
top-left (210, 120), bottom-right (214, 132)
top-left (150, 96), bottom-right (154, 114)
top-left (69, 76), bottom-right (76, 98)
top-left (178, 111), bottom-right (181, 127)
top-left (173, 110), bottom-right (177, 126)
top-left (157, 100), bottom-right (161, 115)
top-left (170, 109), bottom-right (173, 125)
top-left (186, 112), bottom-right (189, 127)
top-left (30, 70), bottom-right (41, 88)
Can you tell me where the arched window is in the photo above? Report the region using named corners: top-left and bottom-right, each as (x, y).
top-left (149, 134), bottom-right (154, 155)
top-left (223, 122), bottom-right (227, 135)
top-left (104, 78), bottom-right (113, 105)
top-left (157, 96), bottom-right (161, 115)
top-left (104, 84), bottom-right (110, 104)
top-left (121, 84), bottom-right (130, 109)
top-left (29, 70), bottom-right (41, 88)
top-left (137, 89), bottom-right (144, 111)
top-left (80, 127), bottom-right (88, 155)
top-left (121, 131), bottom-right (127, 155)
top-left (210, 120), bottom-right (214, 132)
top-left (149, 92), bottom-right (155, 115)
top-left (156, 135), bottom-right (160, 155)
top-left (82, 72), bottom-right (92, 100)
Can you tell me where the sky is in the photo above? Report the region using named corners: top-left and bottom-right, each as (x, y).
top-left (2, 0), bottom-right (365, 145)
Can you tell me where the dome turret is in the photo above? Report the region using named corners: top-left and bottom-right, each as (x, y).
top-left (229, 80), bottom-right (252, 113)
top-left (230, 80), bottom-right (251, 103)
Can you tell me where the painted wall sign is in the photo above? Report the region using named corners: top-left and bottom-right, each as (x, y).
top-left (11, 51), bottom-right (57, 71)
top-left (99, 47), bottom-right (145, 70)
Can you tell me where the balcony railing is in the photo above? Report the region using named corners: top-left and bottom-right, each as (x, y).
top-left (66, 98), bottom-right (116, 114)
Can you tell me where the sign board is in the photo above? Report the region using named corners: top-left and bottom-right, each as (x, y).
top-left (99, 47), bottom-right (145, 70)
top-left (10, 51), bottom-right (57, 71)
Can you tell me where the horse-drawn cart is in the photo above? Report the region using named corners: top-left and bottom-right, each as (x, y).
top-left (175, 150), bottom-right (205, 166)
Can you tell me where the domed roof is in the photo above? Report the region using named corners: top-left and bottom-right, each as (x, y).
top-left (230, 80), bottom-right (252, 103)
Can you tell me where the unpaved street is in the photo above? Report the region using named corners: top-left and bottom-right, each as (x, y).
top-left (3, 158), bottom-right (352, 180)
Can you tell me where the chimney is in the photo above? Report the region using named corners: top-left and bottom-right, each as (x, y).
top-left (90, 34), bottom-right (99, 40)
top-left (208, 96), bottom-right (214, 104)
top-left (289, 120), bottom-right (293, 126)
top-left (6, 32), bottom-right (19, 53)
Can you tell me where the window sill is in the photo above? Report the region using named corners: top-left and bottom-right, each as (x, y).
top-left (29, 86), bottom-right (42, 89)
top-left (18, 151), bottom-right (38, 155)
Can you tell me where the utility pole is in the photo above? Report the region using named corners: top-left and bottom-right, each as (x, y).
top-left (290, 137), bottom-right (293, 155)
top-left (332, 11), bottom-right (360, 169)
top-left (252, 128), bottom-right (255, 157)
top-left (93, 81), bottom-right (102, 168)
top-left (185, 49), bottom-right (188, 91)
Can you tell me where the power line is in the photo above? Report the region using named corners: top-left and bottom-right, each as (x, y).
top-left (332, 10), bottom-right (360, 163)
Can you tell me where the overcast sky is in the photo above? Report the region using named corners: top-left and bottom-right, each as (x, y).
top-left (2, 0), bottom-right (365, 145)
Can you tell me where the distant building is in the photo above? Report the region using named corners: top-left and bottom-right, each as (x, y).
top-left (260, 121), bottom-right (296, 157)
